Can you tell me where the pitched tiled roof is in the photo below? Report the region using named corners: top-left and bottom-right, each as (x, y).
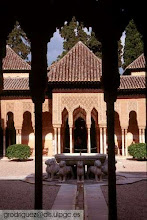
top-left (3, 45), bottom-right (31, 70)
top-left (3, 75), bottom-right (145, 91)
top-left (126, 53), bottom-right (145, 70)
top-left (2, 42), bottom-right (146, 92)
top-left (119, 75), bottom-right (145, 90)
top-left (3, 77), bottom-right (29, 90)
top-left (48, 41), bottom-right (102, 82)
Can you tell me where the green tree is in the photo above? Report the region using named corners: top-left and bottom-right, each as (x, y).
top-left (123, 19), bottom-right (143, 69)
top-left (58, 16), bottom-right (101, 60)
top-left (58, 17), bottom-right (122, 67)
top-left (7, 21), bottom-right (30, 61)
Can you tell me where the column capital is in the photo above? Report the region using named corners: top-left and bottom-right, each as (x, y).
top-left (139, 126), bottom-right (146, 130)
top-left (99, 124), bottom-right (107, 128)
top-left (87, 124), bottom-right (91, 129)
top-left (68, 124), bottom-right (73, 129)
top-left (53, 124), bottom-right (61, 128)
top-left (121, 127), bottom-right (128, 130)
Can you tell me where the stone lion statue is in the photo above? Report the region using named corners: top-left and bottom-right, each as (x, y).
top-left (58, 160), bottom-right (74, 182)
top-left (77, 161), bottom-right (84, 182)
top-left (101, 157), bottom-right (108, 176)
top-left (87, 160), bottom-right (102, 181)
top-left (45, 158), bottom-right (59, 181)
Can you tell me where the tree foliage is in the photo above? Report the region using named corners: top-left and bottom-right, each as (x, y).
top-left (123, 19), bottom-right (143, 69)
top-left (7, 21), bottom-right (31, 61)
top-left (58, 16), bottom-right (102, 60)
top-left (58, 17), bottom-right (122, 67)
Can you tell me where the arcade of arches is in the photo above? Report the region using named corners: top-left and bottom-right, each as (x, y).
top-left (0, 91), bottom-right (146, 157)
top-left (0, 42), bottom-right (146, 157)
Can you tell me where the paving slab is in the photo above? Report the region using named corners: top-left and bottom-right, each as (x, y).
top-left (51, 184), bottom-right (77, 210)
top-left (84, 184), bottom-right (108, 220)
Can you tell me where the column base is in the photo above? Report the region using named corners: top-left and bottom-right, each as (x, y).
top-left (1, 156), bottom-right (8, 160)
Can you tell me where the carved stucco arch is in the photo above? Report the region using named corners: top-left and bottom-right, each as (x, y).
top-left (61, 108), bottom-right (68, 124)
top-left (73, 106), bottom-right (87, 124)
top-left (91, 108), bottom-right (98, 125)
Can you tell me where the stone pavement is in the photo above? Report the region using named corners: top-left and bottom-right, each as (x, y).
top-left (51, 184), bottom-right (77, 210)
top-left (0, 156), bottom-right (146, 219)
top-left (50, 182), bottom-right (108, 219)
top-left (84, 184), bottom-right (108, 220)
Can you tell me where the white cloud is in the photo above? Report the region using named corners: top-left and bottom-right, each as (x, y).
top-left (47, 29), bottom-right (64, 66)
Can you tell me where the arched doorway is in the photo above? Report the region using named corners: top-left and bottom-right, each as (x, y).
top-left (90, 117), bottom-right (97, 152)
top-left (6, 112), bottom-right (16, 148)
top-left (22, 111), bottom-right (33, 146)
top-left (61, 108), bottom-right (70, 153)
top-left (91, 108), bottom-right (99, 153)
top-left (128, 111), bottom-right (139, 143)
top-left (74, 117), bottom-right (87, 153)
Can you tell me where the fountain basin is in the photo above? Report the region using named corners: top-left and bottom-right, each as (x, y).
top-left (55, 153), bottom-right (106, 166)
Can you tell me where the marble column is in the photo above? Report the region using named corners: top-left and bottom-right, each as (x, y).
top-left (141, 128), bottom-right (145, 143)
top-left (16, 129), bottom-right (22, 144)
top-left (100, 127), bottom-right (103, 154)
top-left (3, 129), bottom-right (6, 157)
top-left (54, 127), bottom-right (57, 155)
top-left (124, 129), bottom-right (128, 156)
top-left (69, 127), bottom-right (73, 153)
top-left (121, 129), bottom-right (125, 156)
top-left (87, 126), bottom-right (91, 153)
top-left (139, 128), bottom-right (142, 143)
top-left (103, 127), bottom-right (107, 154)
top-left (57, 127), bottom-right (61, 154)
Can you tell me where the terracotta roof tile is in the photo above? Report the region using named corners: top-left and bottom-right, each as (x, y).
top-left (48, 41), bottom-right (102, 82)
top-left (126, 53), bottom-right (145, 70)
top-left (3, 77), bottom-right (29, 90)
top-left (119, 75), bottom-right (145, 90)
top-left (2, 45), bottom-right (31, 70)
top-left (4, 75), bottom-right (145, 91)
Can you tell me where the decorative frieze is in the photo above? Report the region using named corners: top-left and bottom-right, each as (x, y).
top-left (23, 102), bottom-right (32, 112)
top-left (127, 101), bottom-right (137, 113)
top-left (6, 102), bottom-right (14, 113)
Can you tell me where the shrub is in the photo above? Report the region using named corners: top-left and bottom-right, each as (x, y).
top-left (6, 144), bottom-right (31, 160)
top-left (128, 143), bottom-right (147, 160)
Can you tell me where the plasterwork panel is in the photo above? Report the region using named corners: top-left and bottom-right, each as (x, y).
top-left (14, 101), bottom-right (23, 128)
top-left (53, 92), bottom-right (107, 125)
top-left (23, 102), bottom-right (33, 113)
top-left (6, 102), bottom-right (14, 113)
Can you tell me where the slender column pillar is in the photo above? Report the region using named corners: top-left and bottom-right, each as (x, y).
top-left (16, 129), bottom-right (22, 144)
top-left (103, 127), bottom-right (107, 154)
top-left (3, 129), bottom-right (6, 157)
top-left (100, 127), bottom-right (103, 153)
top-left (125, 129), bottom-right (128, 156)
top-left (121, 129), bottom-right (125, 156)
top-left (139, 128), bottom-right (142, 143)
top-left (57, 127), bottom-right (61, 154)
top-left (54, 127), bottom-right (57, 155)
top-left (141, 128), bottom-right (145, 143)
top-left (69, 127), bottom-right (73, 153)
top-left (87, 126), bottom-right (91, 153)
